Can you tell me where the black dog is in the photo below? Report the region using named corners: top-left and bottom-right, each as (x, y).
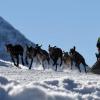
top-left (6, 44), bottom-right (24, 67)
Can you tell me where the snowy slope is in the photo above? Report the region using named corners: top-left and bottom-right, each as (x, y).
top-left (0, 60), bottom-right (100, 100)
top-left (0, 17), bottom-right (35, 61)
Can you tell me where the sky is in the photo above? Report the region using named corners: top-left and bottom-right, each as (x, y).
top-left (0, 0), bottom-right (100, 66)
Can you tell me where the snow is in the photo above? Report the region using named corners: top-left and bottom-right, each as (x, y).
top-left (0, 60), bottom-right (100, 100)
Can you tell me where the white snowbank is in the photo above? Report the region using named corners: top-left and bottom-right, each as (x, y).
top-left (0, 76), bottom-right (100, 100)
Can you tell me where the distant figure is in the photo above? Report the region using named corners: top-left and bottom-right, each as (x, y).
top-left (5, 44), bottom-right (24, 67)
top-left (96, 37), bottom-right (100, 61)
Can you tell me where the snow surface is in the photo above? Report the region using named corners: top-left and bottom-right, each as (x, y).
top-left (0, 59), bottom-right (100, 100)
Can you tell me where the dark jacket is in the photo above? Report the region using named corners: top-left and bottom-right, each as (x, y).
top-left (96, 37), bottom-right (100, 48)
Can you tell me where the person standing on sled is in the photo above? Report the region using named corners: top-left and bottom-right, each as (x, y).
top-left (96, 37), bottom-right (100, 61)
